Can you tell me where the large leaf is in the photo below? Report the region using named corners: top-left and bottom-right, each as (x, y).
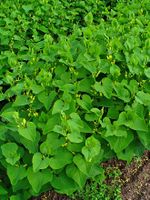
top-left (66, 164), bottom-right (87, 188)
top-left (73, 154), bottom-right (88, 175)
top-left (7, 165), bottom-right (27, 185)
top-left (18, 122), bottom-right (37, 142)
top-left (93, 78), bottom-right (113, 99)
top-left (67, 113), bottom-right (84, 143)
top-left (52, 100), bottom-right (64, 115)
top-left (82, 136), bottom-right (101, 162)
top-left (13, 95), bottom-right (29, 107)
top-left (27, 168), bottom-right (53, 194)
top-left (135, 91), bottom-right (150, 106)
top-left (76, 95), bottom-right (92, 111)
top-left (43, 114), bottom-right (61, 134)
top-left (1, 110), bottom-right (19, 123)
top-left (1, 143), bottom-right (20, 165)
top-left (77, 78), bottom-right (94, 93)
top-left (38, 90), bottom-right (56, 111)
top-left (20, 133), bottom-right (40, 154)
top-left (40, 132), bottom-right (65, 155)
top-left (32, 153), bottom-right (50, 172)
top-left (102, 117), bottom-right (127, 137)
top-left (105, 133), bottom-right (134, 153)
top-left (117, 111), bottom-right (148, 132)
top-left (52, 99), bottom-right (69, 115)
top-left (117, 140), bottom-right (145, 163)
top-left (51, 172), bottom-right (78, 195)
top-left (101, 78), bottom-right (113, 99)
top-left (84, 12), bottom-right (93, 25)
top-left (137, 129), bottom-right (150, 149)
top-left (49, 148), bottom-right (73, 169)
top-left (113, 82), bottom-right (130, 102)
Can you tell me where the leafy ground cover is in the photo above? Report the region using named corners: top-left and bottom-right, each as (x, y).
top-left (33, 151), bottom-right (150, 200)
top-left (0, 0), bottom-right (150, 199)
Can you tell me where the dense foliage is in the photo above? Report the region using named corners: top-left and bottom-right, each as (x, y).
top-left (0, 0), bottom-right (150, 199)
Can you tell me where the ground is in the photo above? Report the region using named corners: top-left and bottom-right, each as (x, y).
top-left (121, 151), bottom-right (150, 200)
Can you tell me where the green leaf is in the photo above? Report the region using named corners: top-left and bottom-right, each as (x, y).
top-left (144, 68), bottom-right (150, 78)
top-left (67, 113), bottom-right (84, 143)
top-left (77, 78), bottom-right (94, 93)
top-left (38, 90), bottom-right (56, 111)
top-left (13, 95), bottom-right (29, 107)
top-left (135, 91), bottom-right (150, 106)
top-left (53, 125), bottom-right (66, 136)
top-left (49, 148), bottom-right (73, 169)
top-left (117, 111), bottom-right (148, 132)
top-left (127, 80), bottom-right (139, 95)
top-left (80, 121), bottom-right (93, 133)
top-left (132, 102), bottom-right (145, 118)
top-left (40, 132), bottom-right (65, 155)
top-left (7, 165), bottom-right (27, 185)
top-left (43, 115), bottom-right (60, 134)
top-left (79, 54), bottom-right (97, 73)
top-left (73, 154), bottom-right (88, 175)
top-left (113, 82), bottom-right (130, 102)
top-left (1, 110), bottom-right (19, 123)
top-left (93, 81), bottom-right (101, 92)
top-left (32, 153), bottom-right (50, 172)
top-left (82, 136), bottom-right (101, 162)
top-left (84, 12), bottom-right (93, 25)
top-left (101, 78), bottom-right (113, 99)
top-left (66, 164), bottom-right (87, 188)
top-left (18, 122), bottom-right (37, 142)
top-left (110, 64), bottom-right (120, 76)
top-left (1, 143), bottom-right (20, 165)
top-left (51, 172), bottom-right (78, 195)
top-left (52, 100), bottom-right (65, 114)
top-left (76, 95), bottom-right (92, 111)
top-left (102, 118), bottom-right (127, 137)
top-left (11, 178), bottom-right (30, 193)
top-left (117, 140), bottom-right (145, 163)
top-left (93, 78), bottom-right (113, 99)
top-left (85, 112), bottom-right (98, 121)
top-left (105, 133), bottom-right (134, 153)
top-left (90, 108), bottom-right (103, 117)
top-left (107, 106), bottom-right (120, 119)
top-left (0, 124), bottom-right (7, 141)
top-left (67, 121), bottom-right (83, 143)
top-left (10, 195), bottom-right (21, 200)
top-left (137, 129), bottom-right (150, 149)
top-left (88, 164), bottom-right (105, 179)
top-left (20, 133), bottom-right (40, 154)
top-left (27, 167), bottom-right (53, 194)
top-left (31, 84), bottom-right (44, 94)
top-left (22, 4), bottom-right (33, 13)
top-left (67, 131), bottom-right (83, 143)
top-left (67, 143), bottom-right (84, 153)
top-left (0, 185), bottom-right (8, 195)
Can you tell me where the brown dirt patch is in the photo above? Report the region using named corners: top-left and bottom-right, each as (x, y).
top-left (101, 151), bottom-right (150, 200)
top-left (32, 191), bottom-right (70, 200)
top-left (121, 151), bottom-right (150, 200)
top-left (32, 151), bottom-right (150, 200)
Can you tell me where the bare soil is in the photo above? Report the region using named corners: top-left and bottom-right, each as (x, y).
top-left (121, 151), bottom-right (150, 200)
top-left (33, 151), bottom-right (150, 200)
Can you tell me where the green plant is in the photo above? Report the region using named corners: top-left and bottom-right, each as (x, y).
top-left (71, 167), bottom-right (122, 200)
top-left (0, 0), bottom-right (149, 199)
